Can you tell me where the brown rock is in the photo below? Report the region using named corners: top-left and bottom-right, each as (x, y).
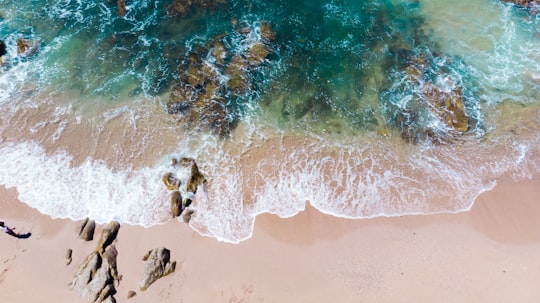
top-left (16, 38), bottom-right (39, 57)
top-left (162, 172), bottom-right (181, 191)
top-left (117, 0), bottom-right (127, 17)
top-left (96, 221), bottom-right (121, 254)
top-left (127, 290), bottom-right (137, 299)
top-left (170, 191), bottom-right (183, 218)
top-left (139, 247), bottom-right (176, 291)
top-left (245, 42), bottom-right (270, 66)
top-left (78, 218), bottom-right (96, 241)
top-left (182, 209), bottom-right (195, 223)
top-left (260, 21), bottom-right (276, 41)
top-left (180, 158), bottom-right (206, 193)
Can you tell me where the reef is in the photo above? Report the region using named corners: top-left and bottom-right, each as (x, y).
top-left (381, 46), bottom-right (475, 145)
top-left (166, 21), bottom-right (276, 137)
top-left (167, 0), bottom-right (228, 17)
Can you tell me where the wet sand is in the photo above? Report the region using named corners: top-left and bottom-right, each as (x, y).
top-left (0, 176), bottom-right (539, 302)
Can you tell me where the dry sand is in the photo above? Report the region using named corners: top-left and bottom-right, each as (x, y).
top-left (0, 177), bottom-right (539, 302)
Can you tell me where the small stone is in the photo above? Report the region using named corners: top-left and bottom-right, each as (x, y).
top-left (170, 191), bottom-right (183, 218)
top-left (66, 248), bottom-right (73, 266)
top-left (127, 290), bottom-right (137, 299)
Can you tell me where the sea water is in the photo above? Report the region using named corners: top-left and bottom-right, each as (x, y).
top-left (0, 0), bottom-right (539, 243)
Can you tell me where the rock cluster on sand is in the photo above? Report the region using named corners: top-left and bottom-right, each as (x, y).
top-left (70, 221), bottom-right (121, 303)
top-left (78, 218), bottom-right (96, 241)
top-left (167, 21), bottom-right (276, 137)
top-left (162, 157), bottom-right (206, 222)
top-left (139, 247), bottom-right (176, 291)
top-left (501, 0), bottom-right (539, 8)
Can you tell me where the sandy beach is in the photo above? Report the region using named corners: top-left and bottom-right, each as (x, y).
top-left (0, 175), bottom-right (539, 303)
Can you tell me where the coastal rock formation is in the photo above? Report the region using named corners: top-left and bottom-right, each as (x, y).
top-left (166, 21), bottom-right (276, 137)
top-left (170, 191), bottom-right (182, 218)
top-left (140, 247), bottom-right (176, 291)
top-left (16, 38), bottom-right (39, 58)
top-left (387, 50), bottom-right (472, 144)
top-left (162, 157), bottom-right (204, 218)
top-left (78, 218), bottom-right (96, 241)
top-left (71, 221), bottom-right (121, 303)
top-left (182, 209), bottom-right (195, 223)
top-left (97, 221), bottom-right (121, 255)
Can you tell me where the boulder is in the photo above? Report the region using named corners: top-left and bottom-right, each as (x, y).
top-left (140, 247), bottom-right (176, 291)
top-left (182, 209), bottom-right (195, 223)
top-left (170, 191), bottom-right (183, 218)
top-left (245, 42), bottom-right (270, 66)
top-left (96, 221), bottom-right (120, 255)
top-left (0, 40), bottom-right (6, 57)
top-left (116, 0), bottom-right (127, 17)
top-left (180, 157), bottom-right (206, 193)
top-left (162, 172), bottom-right (181, 191)
top-left (260, 21), bottom-right (276, 41)
top-left (16, 38), bottom-right (39, 57)
top-left (78, 218), bottom-right (96, 241)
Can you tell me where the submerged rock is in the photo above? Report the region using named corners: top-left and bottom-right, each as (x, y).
top-left (501, 0), bottom-right (539, 8)
top-left (140, 247), bottom-right (176, 291)
top-left (16, 38), bottom-right (39, 58)
top-left (116, 0), bottom-right (127, 17)
top-left (78, 218), bottom-right (96, 241)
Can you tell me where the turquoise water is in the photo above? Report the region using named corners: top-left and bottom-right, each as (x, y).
top-left (0, 0), bottom-right (540, 242)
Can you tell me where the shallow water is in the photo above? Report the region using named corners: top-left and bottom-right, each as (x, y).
top-left (0, 0), bottom-right (539, 242)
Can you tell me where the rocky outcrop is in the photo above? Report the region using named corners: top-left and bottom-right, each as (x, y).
top-left (167, 0), bottom-right (228, 17)
top-left (16, 38), bottom-right (39, 58)
top-left (182, 209), bottom-right (195, 223)
top-left (166, 21), bottom-right (276, 137)
top-left (386, 50), bottom-right (472, 144)
top-left (96, 221), bottom-right (120, 255)
top-left (162, 157), bottom-right (205, 219)
top-left (78, 218), bottom-right (96, 241)
top-left (140, 247), bottom-right (176, 291)
top-left (71, 221), bottom-right (121, 303)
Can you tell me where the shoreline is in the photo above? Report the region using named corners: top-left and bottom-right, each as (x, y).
top-left (1, 175), bottom-right (540, 302)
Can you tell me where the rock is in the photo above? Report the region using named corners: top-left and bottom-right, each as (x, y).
top-left (502, 0), bottom-right (539, 7)
top-left (226, 56), bottom-right (249, 94)
top-left (170, 191), bottom-right (183, 218)
top-left (102, 245), bottom-right (120, 281)
top-left (78, 218), bottom-right (96, 241)
top-left (116, 0), bottom-right (127, 17)
top-left (0, 40), bottom-right (6, 57)
top-left (162, 172), bottom-right (181, 191)
top-left (140, 247), bottom-right (176, 291)
top-left (127, 290), bottom-right (137, 299)
top-left (245, 42), bottom-right (270, 66)
top-left (66, 248), bottom-right (73, 266)
top-left (16, 38), bottom-right (39, 57)
top-left (182, 209), bottom-right (195, 223)
top-left (96, 221), bottom-right (121, 254)
top-left (180, 158), bottom-right (206, 193)
top-left (260, 21), bottom-right (276, 41)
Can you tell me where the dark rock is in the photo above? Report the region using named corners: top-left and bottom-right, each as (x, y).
top-left (245, 42), bottom-right (270, 66)
top-left (96, 221), bottom-right (120, 255)
top-left (0, 40), bottom-right (6, 57)
top-left (140, 247), bottom-right (176, 291)
top-left (182, 209), bottom-right (195, 223)
top-left (260, 21), bottom-right (276, 41)
top-left (66, 248), bottom-right (73, 266)
top-left (170, 191), bottom-right (183, 218)
top-left (127, 290), bottom-right (137, 299)
top-left (78, 218), bottom-right (96, 241)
